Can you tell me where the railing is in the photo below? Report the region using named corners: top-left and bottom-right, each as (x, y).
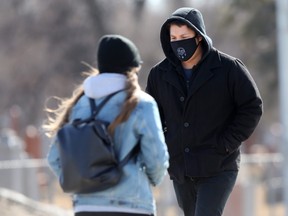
top-left (241, 153), bottom-right (283, 164)
top-left (0, 158), bottom-right (47, 169)
top-left (225, 153), bottom-right (284, 216)
top-left (0, 153), bottom-right (285, 216)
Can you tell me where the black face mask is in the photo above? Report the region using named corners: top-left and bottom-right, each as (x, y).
top-left (170, 36), bottom-right (198, 61)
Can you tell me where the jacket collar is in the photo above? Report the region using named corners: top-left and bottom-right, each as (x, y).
top-left (162, 49), bottom-right (222, 96)
top-left (160, 60), bottom-right (185, 95)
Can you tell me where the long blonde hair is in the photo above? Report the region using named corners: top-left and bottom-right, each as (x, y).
top-left (43, 67), bottom-right (141, 137)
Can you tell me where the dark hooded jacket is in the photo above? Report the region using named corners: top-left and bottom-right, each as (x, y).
top-left (146, 8), bottom-right (263, 183)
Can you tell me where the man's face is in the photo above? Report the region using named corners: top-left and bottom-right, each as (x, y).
top-left (170, 24), bottom-right (196, 42)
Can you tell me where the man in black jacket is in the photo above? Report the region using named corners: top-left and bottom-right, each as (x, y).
top-left (146, 7), bottom-right (263, 216)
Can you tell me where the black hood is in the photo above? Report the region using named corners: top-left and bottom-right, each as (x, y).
top-left (160, 7), bottom-right (213, 66)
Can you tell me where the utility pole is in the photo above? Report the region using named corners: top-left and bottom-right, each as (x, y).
top-left (276, 0), bottom-right (288, 215)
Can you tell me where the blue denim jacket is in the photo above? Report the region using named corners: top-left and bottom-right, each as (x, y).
top-left (47, 90), bottom-right (169, 214)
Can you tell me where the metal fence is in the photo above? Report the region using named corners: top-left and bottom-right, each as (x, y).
top-left (226, 153), bottom-right (284, 216)
top-left (0, 153), bottom-right (285, 216)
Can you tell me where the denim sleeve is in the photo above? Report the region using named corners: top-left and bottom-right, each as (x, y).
top-left (137, 98), bottom-right (169, 186)
top-left (46, 138), bottom-right (62, 178)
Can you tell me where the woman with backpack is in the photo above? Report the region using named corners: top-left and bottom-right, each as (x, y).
top-left (44, 34), bottom-right (169, 216)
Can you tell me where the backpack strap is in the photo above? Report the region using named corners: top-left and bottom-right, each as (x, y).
top-left (89, 90), bottom-right (124, 118)
top-left (118, 143), bottom-right (140, 167)
top-left (89, 89), bottom-right (139, 165)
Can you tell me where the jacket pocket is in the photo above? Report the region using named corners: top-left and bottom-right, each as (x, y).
top-left (167, 154), bottom-right (186, 183)
top-left (184, 146), bottom-right (224, 177)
